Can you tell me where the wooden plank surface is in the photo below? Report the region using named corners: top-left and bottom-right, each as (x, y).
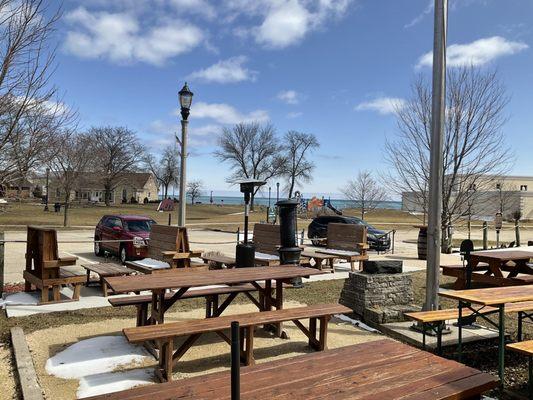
top-left (81, 339), bottom-right (498, 400)
top-left (82, 263), bottom-right (135, 276)
top-left (506, 340), bottom-right (533, 356)
top-left (124, 304), bottom-right (350, 342)
top-left (439, 285), bottom-right (533, 305)
top-left (470, 250), bottom-right (533, 261)
top-left (105, 266), bottom-right (324, 293)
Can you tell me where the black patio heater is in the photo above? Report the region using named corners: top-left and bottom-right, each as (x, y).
top-left (235, 179), bottom-right (266, 268)
top-left (276, 198), bottom-right (303, 287)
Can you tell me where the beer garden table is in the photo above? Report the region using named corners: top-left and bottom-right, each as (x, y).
top-left (440, 285), bottom-right (533, 385)
top-left (105, 266), bottom-right (325, 336)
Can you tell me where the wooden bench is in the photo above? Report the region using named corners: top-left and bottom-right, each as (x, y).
top-left (405, 300), bottom-right (533, 353)
top-left (82, 339), bottom-right (498, 400)
top-left (126, 225), bottom-right (206, 273)
top-left (316, 223), bottom-right (369, 271)
top-left (108, 283), bottom-right (278, 325)
top-left (506, 340), bottom-right (533, 398)
top-left (82, 263), bottom-right (136, 297)
top-left (23, 226), bottom-right (85, 304)
top-left (123, 303), bottom-right (351, 382)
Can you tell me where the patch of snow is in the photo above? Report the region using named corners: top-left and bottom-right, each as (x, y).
top-left (46, 336), bottom-right (152, 379)
top-left (133, 258), bottom-right (170, 269)
top-left (0, 292), bottom-right (39, 308)
top-left (77, 368), bottom-right (154, 398)
top-left (334, 314), bottom-right (380, 333)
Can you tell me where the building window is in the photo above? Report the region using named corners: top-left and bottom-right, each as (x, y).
top-left (521, 185), bottom-right (528, 191)
top-left (496, 183), bottom-right (501, 190)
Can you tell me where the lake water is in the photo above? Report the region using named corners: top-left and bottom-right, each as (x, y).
top-left (161, 195), bottom-right (401, 210)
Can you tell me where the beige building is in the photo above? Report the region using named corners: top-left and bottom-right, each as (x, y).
top-left (402, 175), bottom-right (533, 220)
top-left (49, 172), bottom-right (159, 204)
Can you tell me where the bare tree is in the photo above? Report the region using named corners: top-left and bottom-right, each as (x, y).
top-left (385, 67), bottom-right (513, 251)
top-left (215, 122), bottom-right (285, 209)
top-left (341, 170), bottom-right (388, 220)
top-left (89, 126), bottom-right (145, 206)
top-left (47, 132), bottom-right (92, 227)
top-left (145, 146), bottom-right (180, 198)
top-left (186, 180), bottom-right (203, 205)
top-left (0, 0), bottom-right (67, 189)
top-left (281, 131), bottom-right (319, 198)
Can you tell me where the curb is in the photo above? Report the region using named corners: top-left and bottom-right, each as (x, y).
top-left (10, 327), bottom-right (43, 400)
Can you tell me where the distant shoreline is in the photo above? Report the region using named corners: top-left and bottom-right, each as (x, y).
top-left (160, 195), bottom-right (402, 210)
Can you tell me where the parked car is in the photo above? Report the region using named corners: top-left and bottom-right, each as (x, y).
top-left (94, 215), bottom-right (156, 263)
top-left (307, 215), bottom-right (391, 251)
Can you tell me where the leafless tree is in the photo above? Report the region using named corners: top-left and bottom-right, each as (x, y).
top-left (186, 180), bottom-right (203, 205)
top-left (281, 131), bottom-right (319, 198)
top-left (0, 0), bottom-right (69, 190)
top-left (47, 131), bottom-right (92, 227)
top-left (145, 146), bottom-right (180, 198)
top-left (215, 122), bottom-right (285, 209)
top-left (385, 67), bottom-right (513, 251)
top-left (341, 170), bottom-right (388, 220)
top-left (89, 126), bottom-right (145, 206)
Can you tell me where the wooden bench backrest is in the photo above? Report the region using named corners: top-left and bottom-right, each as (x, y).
top-left (252, 223), bottom-right (280, 255)
top-left (25, 226), bottom-right (59, 279)
top-left (327, 223), bottom-right (367, 251)
top-left (147, 225), bottom-right (191, 267)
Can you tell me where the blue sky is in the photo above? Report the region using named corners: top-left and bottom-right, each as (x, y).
top-left (51, 0), bottom-right (533, 198)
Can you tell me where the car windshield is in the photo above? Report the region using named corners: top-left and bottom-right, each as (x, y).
top-left (347, 218), bottom-right (372, 228)
top-left (125, 220), bottom-right (155, 232)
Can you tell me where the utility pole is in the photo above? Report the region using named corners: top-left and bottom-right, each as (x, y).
top-left (424, 0), bottom-right (447, 312)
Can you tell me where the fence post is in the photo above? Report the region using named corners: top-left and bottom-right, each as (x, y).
top-left (514, 220), bottom-right (520, 247)
top-left (0, 231), bottom-right (4, 295)
top-left (482, 222), bottom-right (488, 250)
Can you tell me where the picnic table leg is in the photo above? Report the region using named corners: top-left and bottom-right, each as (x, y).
top-left (309, 318), bottom-right (317, 348)
top-left (529, 355), bottom-right (532, 400)
top-left (85, 269), bottom-right (91, 286)
top-left (318, 316), bottom-right (328, 351)
top-left (498, 303), bottom-right (505, 387)
top-left (458, 301), bottom-right (463, 362)
top-left (519, 311), bottom-right (524, 342)
top-left (41, 286), bottom-right (49, 303)
top-left (158, 339), bottom-right (173, 382)
top-left (244, 326), bottom-right (255, 365)
top-left (275, 279), bottom-right (284, 337)
top-left (101, 278), bottom-right (108, 297)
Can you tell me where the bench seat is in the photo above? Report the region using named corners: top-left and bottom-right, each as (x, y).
top-left (124, 303), bottom-right (350, 382)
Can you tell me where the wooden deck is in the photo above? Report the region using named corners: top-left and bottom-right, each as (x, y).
top-left (82, 339), bottom-right (499, 400)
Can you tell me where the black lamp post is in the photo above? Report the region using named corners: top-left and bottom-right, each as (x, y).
top-left (44, 167), bottom-right (50, 211)
top-left (276, 182), bottom-right (280, 202)
top-left (235, 179), bottom-right (266, 268)
top-left (177, 82), bottom-right (193, 227)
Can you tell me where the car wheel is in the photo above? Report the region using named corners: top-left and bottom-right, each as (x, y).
top-left (311, 235), bottom-right (322, 246)
top-left (119, 245), bottom-right (129, 264)
top-left (94, 238), bottom-right (103, 256)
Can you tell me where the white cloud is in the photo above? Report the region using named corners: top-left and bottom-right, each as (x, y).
top-left (355, 97), bottom-right (405, 115)
top-left (186, 102), bottom-right (269, 124)
top-left (63, 7), bottom-right (204, 65)
top-left (404, 0), bottom-right (433, 29)
top-left (416, 36), bottom-right (528, 68)
top-left (226, 0), bottom-right (353, 48)
top-left (287, 111), bottom-right (303, 118)
top-left (187, 56), bottom-right (257, 84)
top-left (147, 120), bottom-right (221, 148)
top-left (277, 90), bottom-right (300, 105)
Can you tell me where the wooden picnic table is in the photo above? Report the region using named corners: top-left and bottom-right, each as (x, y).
top-left (82, 338), bottom-right (498, 400)
top-left (300, 250), bottom-right (336, 273)
top-left (469, 249), bottom-right (533, 286)
top-left (105, 266), bottom-right (325, 337)
top-left (440, 284), bottom-right (533, 385)
top-left (82, 263), bottom-right (136, 297)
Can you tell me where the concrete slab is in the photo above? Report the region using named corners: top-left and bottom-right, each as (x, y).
top-left (380, 320), bottom-right (500, 350)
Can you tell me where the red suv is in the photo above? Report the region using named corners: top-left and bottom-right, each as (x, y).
top-left (94, 215), bottom-right (156, 264)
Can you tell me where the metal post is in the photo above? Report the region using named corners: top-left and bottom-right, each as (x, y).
top-left (483, 221), bottom-right (488, 249)
top-left (0, 231), bottom-right (4, 295)
top-left (276, 182), bottom-right (280, 202)
top-left (516, 219), bottom-right (521, 247)
top-left (231, 321), bottom-right (240, 400)
top-left (424, 0), bottom-right (447, 312)
top-left (499, 303), bottom-right (505, 385)
top-left (178, 119), bottom-right (188, 227)
top-left (168, 213), bottom-right (171, 226)
top-left (44, 168), bottom-right (50, 211)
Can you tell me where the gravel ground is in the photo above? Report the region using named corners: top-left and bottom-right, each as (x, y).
top-left (0, 345), bottom-right (17, 400)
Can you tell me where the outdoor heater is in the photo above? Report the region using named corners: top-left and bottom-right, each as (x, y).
top-left (277, 198), bottom-right (303, 287)
top-left (235, 179), bottom-right (266, 268)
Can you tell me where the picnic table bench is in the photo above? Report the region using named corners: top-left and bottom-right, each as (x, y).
top-left (200, 254), bottom-right (237, 269)
top-left (125, 225), bottom-right (206, 273)
top-left (23, 226), bottom-right (85, 304)
top-left (442, 249), bottom-right (533, 289)
top-left (82, 263), bottom-right (136, 297)
top-left (82, 339), bottom-right (499, 399)
top-left (316, 223), bottom-right (369, 271)
top-left (124, 303), bottom-right (350, 382)
top-left (506, 340), bottom-right (533, 399)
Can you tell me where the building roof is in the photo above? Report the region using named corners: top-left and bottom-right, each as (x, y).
top-left (50, 172), bottom-right (154, 190)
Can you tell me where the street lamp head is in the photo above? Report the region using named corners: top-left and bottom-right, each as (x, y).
top-left (179, 82), bottom-right (193, 120)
